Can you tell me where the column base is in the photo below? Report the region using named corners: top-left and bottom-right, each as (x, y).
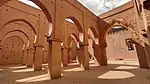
top-left (99, 47), bottom-right (108, 66)
top-left (83, 67), bottom-right (90, 70)
top-left (26, 48), bottom-right (34, 68)
top-left (79, 43), bottom-right (90, 70)
top-left (50, 75), bottom-right (62, 80)
top-left (61, 47), bottom-right (68, 67)
top-left (33, 45), bottom-right (44, 72)
top-left (27, 65), bottom-right (33, 68)
top-left (63, 64), bottom-right (68, 67)
top-left (34, 68), bottom-right (42, 71)
top-left (22, 64), bottom-right (26, 66)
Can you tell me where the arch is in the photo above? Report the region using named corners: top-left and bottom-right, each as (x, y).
top-left (67, 34), bottom-right (79, 48)
top-left (4, 35), bottom-right (25, 49)
top-left (88, 36), bottom-right (95, 43)
top-left (102, 19), bottom-right (138, 41)
top-left (31, 0), bottom-right (52, 23)
top-left (0, 0), bottom-right (52, 23)
top-left (88, 27), bottom-right (99, 45)
top-left (106, 25), bottom-right (127, 34)
top-left (3, 31), bottom-right (29, 48)
top-left (70, 33), bottom-right (80, 42)
top-left (89, 26), bottom-right (99, 38)
top-left (4, 35), bottom-right (24, 45)
top-left (105, 19), bottom-right (136, 35)
top-left (1, 19), bottom-right (37, 35)
top-left (66, 17), bottom-right (83, 33)
top-left (4, 30), bottom-right (29, 41)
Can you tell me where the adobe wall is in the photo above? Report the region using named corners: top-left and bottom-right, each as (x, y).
top-left (99, 1), bottom-right (135, 26)
top-left (98, 1), bottom-right (141, 43)
top-left (106, 30), bottom-right (138, 60)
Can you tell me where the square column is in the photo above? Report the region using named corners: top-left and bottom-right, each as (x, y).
top-left (76, 48), bottom-right (82, 65)
top-left (22, 49), bottom-right (28, 65)
top-left (79, 43), bottom-right (89, 70)
top-left (135, 43), bottom-right (149, 69)
top-left (27, 48), bottom-right (35, 68)
top-left (99, 46), bottom-right (108, 65)
top-left (68, 48), bottom-right (73, 63)
top-left (93, 44), bottom-right (101, 66)
top-left (99, 37), bottom-right (108, 65)
top-left (33, 45), bottom-right (44, 71)
top-left (47, 39), bottom-right (62, 79)
top-left (144, 43), bottom-right (150, 67)
top-left (61, 47), bottom-right (68, 67)
top-left (147, 27), bottom-right (150, 44)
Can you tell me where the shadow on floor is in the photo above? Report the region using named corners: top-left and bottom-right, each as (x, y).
top-left (0, 60), bottom-right (150, 84)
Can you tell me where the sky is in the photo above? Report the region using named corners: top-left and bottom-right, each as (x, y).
top-left (19, 0), bottom-right (131, 16)
top-left (78, 0), bottom-right (131, 15)
top-left (18, 0), bottom-right (40, 9)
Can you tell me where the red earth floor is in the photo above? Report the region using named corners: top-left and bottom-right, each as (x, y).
top-left (0, 60), bottom-right (150, 84)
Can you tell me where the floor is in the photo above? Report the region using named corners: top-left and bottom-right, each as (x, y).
top-left (0, 60), bottom-right (150, 84)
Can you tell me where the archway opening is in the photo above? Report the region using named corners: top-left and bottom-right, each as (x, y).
top-left (65, 17), bottom-right (84, 42)
top-left (87, 27), bottom-right (99, 67)
top-left (106, 25), bottom-right (139, 66)
top-left (67, 34), bottom-right (80, 63)
top-left (61, 17), bottom-right (83, 68)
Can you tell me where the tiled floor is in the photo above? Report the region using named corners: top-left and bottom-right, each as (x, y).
top-left (0, 60), bottom-right (150, 84)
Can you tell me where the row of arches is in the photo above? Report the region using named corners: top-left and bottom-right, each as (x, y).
top-left (0, 0), bottom-right (102, 79)
top-left (0, 0), bottom-right (148, 80)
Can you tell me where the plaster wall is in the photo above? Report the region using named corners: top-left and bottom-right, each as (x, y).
top-left (98, 1), bottom-right (139, 42)
top-left (106, 30), bottom-right (138, 60)
top-left (0, 36), bottom-right (24, 64)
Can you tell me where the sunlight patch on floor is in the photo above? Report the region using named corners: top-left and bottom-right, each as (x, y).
top-left (12, 68), bottom-right (45, 73)
top-left (64, 67), bottom-right (84, 72)
top-left (108, 60), bottom-right (139, 66)
top-left (12, 68), bottom-right (34, 72)
top-left (115, 66), bottom-right (138, 70)
top-left (10, 66), bottom-right (26, 69)
top-left (90, 64), bottom-right (99, 67)
top-left (97, 71), bottom-right (135, 79)
top-left (42, 64), bottom-right (48, 66)
top-left (16, 74), bottom-right (49, 83)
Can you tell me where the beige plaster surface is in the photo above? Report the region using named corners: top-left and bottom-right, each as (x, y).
top-left (0, 60), bottom-right (150, 84)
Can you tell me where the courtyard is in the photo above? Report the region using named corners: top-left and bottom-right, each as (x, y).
top-left (0, 0), bottom-right (150, 83)
top-left (0, 60), bottom-right (150, 84)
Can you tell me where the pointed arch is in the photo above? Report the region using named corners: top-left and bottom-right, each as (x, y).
top-left (1, 19), bottom-right (37, 34)
top-left (4, 30), bottom-right (29, 41)
top-left (0, 0), bottom-right (52, 23)
top-left (89, 26), bottom-right (98, 38)
top-left (105, 19), bottom-right (136, 35)
top-left (66, 17), bottom-right (83, 33)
